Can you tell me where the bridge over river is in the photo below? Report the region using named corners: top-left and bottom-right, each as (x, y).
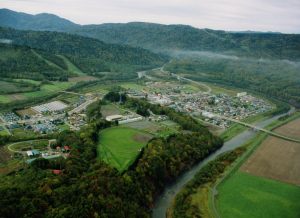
top-left (212, 113), bottom-right (300, 143)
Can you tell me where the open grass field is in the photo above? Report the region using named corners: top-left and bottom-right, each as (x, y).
top-left (120, 82), bottom-right (147, 92)
top-left (217, 172), bottom-right (300, 218)
top-left (11, 128), bottom-right (41, 139)
top-left (98, 127), bottom-right (152, 172)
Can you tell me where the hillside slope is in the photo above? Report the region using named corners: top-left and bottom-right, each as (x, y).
top-left (0, 27), bottom-right (167, 79)
top-left (0, 43), bottom-right (69, 81)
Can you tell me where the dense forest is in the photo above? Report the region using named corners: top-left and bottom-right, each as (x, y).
top-left (0, 98), bottom-right (223, 217)
top-left (0, 27), bottom-right (167, 79)
top-left (1, 9), bottom-right (300, 60)
top-left (165, 57), bottom-right (300, 107)
top-left (0, 44), bottom-right (69, 81)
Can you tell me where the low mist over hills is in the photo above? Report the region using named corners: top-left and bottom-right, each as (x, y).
top-left (1, 8), bottom-right (300, 60)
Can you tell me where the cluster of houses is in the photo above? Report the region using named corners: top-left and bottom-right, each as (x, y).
top-left (124, 82), bottom-right (273, 129)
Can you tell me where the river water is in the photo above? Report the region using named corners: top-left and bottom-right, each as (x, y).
top-left (152, 112), bottom-right (289, 218)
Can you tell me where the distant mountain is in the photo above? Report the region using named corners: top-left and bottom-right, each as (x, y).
top-left (72, 23), bottom-right (300, 60)
top-left (1, 9), bottom-right (300, 60)
top-left (0, 27), bottom-right (166, 80)
top-left (0, 8), bottom-right (78, 31)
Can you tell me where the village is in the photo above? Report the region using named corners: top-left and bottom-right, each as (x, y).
top-left (126, 81), bottom-right (273, 128)
top-left (0, 79), bottom-right (273, 166)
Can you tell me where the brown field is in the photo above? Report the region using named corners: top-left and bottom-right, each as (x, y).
top-left (8, 94), bottom-right (26, 101)
top-left (0, 147), bottom-right (11, 163)
top-left (241, 125), bottom-right (300, 186)
top-left (16, 108), bottom-right (38, 117)
top-left (68, 76), bottom-right (98, 82)
top-left (275, 118), bottom-right (300, 140)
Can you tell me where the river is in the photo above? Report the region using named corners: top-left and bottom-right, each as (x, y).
top-left (152, 111), bottom-right (292, 218)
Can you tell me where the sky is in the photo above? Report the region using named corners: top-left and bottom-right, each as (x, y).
top-left (1, 0), bottom-right (300, 33)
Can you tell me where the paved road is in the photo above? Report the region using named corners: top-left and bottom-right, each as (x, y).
top-left (213, 113), bottom-right (300, 143)
top-left (68, 97), bottom-right (99, 115)
top-left (159, 61), bottom-right (212, 94)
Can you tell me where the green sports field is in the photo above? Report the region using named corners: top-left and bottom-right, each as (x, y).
top-left (217, 171), bottom-right (300, 218)
top-left (98, 127), bottom-right (152, 172)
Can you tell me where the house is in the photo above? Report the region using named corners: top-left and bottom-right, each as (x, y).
top-left (52, 169), bottom-right (62, 175)
top-left (64, 146), bottom-right (71, 152)
top-left (105, 115), bottom-right (124, 122)
top-left (26, 149), bottom-right (40, 157)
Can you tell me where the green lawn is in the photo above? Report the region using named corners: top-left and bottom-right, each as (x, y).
top-left (217, 171), bottom-right (300, 218)
top-left (98, 127), bottom-right (152, 172)
top-left (9, 140), bottom-right (49, 152)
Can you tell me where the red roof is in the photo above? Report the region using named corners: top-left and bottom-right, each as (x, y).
top-left (52, 170), bottom-right (62, 175)
top-left (64, 146), bottom-right (71, 150)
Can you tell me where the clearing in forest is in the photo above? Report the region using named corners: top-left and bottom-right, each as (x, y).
top-left (98, 127), bottom-right (152, 172)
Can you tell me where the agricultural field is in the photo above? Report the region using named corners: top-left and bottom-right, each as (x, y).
top-left (217, 117), bottom-right (300, 218)
top-left (98, 127), bottom-right (152, 172)
top-left (239, 118), bottom-right (300, 186)
top-left (16, 108), bottom-right (38, 117)
top-left (275, 118), bottom-right (300, 140)
top-left (68, 75), bottom-right (98, 83)
top-left (0, 81), bottom-right (75, 104)
top-left (240, 136), bottom-right (300, 185)
top-left (217, 172), bottom-right (300, 218)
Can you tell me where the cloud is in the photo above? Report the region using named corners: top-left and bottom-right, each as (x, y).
top-left (1, 0), bottom-right (300, 33)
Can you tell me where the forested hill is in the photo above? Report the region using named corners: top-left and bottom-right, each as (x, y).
top-left (0, 43), bottom-right (70, 81)
top-left (0, 27), bottom-right (167, 78)
top-left (0, 8), bottom-right (78, 31)
top-left (1, 9), bottom-right (300, 60)
top-left (72, 23), bottom-right (300, 60)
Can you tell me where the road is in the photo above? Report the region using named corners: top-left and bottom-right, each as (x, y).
top-left (68, 97), bottom-right (99, 115)
top-left (213, 113), bottom-right (300, 143)
top-left (7, 139), bottom-right (50, 154)
top-left (147, 60), bottom-right (212, 93)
